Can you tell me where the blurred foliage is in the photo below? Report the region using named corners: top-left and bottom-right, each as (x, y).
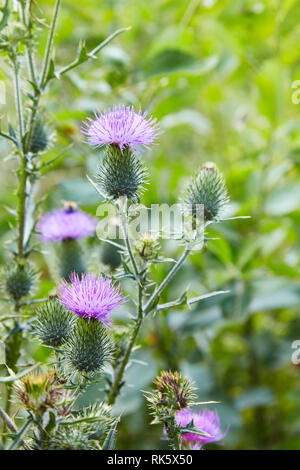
top-left (1, 0), bottom-right (300, 450)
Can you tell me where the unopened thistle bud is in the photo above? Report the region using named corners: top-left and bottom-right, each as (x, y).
top-left (3, 262), bottom-right (37, 302)
top-left (34, 300), bottom-right (74, 347)
top-left (14, 370), bottom-right (63, 415)
top-left (45, 402), bottom-right (113, 450)
top-left (65, 318), bottom-right (114, 374)
top-left (134, 233), bottom-right (160, 261)
top-left (29, 118), bottom-right (52, 155)
top-left (145, 371), bottom-right (197, 425)
top-left (185, 163), bottom-right (229, 222)
top-left (96, 145), bottom-right (148, 202)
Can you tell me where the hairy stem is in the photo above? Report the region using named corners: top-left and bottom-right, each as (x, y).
top-left (107, 202), bottom-right (143, 405)
top-left (143, 247), bottom-right (190, 315)
top-left (107, 315), bottom-right (143, 406)
top-left (57, 27), bottom-right (130, 77)
top-left (7, 416), bottom-right (33, 450)
top-left (39, 0), bottom-right (61, 89)
top-left (12, 60), bottom-right (24, 141)
top-left (19, 0), bottom-right (38, 85)
top-left (119, 199), bottom-right (139, 277)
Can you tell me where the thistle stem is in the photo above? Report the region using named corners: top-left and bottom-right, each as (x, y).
top-left (39, 0), bottom-right (61, 89)
top-left (107, 201), bottom-right (143, 405)
top-left (12, 59), bottom-right (24, 141)
top-left (19, 0), bottom-right (38, 86)
top-left (57, 27), bottom-right (130, 77)
top-left (119, 198), bottom-right (139, 277)
top-left (107, 316), bottom-right (143, 406)
top-left (7, 416), bottom-right (33, 450)
top-left (143, 247), bottom-right (190, 315)
top-left (108, 223), bottom-right (190, 404)
top-left (17, 154), bottom-right (27, 259)
top-left (0, 130), bottom-right (18, 146)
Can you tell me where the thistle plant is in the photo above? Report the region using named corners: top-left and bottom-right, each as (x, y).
top-left (145, 371), bottom-right (229, 450)
top-left (0, 0), bottom-right (244, 451)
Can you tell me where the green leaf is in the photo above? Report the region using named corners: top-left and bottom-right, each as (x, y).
top-left (265, 184), bottom-right (300, 216)
top-left (0, 0), bottom-right (9, 34)
top-left (59, 178), bottom-right (101, 204)
top-left (102, 418), bottom-right (119, 450)
top-left (161, 109), bottom-right (211, 135)
top-left (145, 49), bottom-right (197, 76)
top-left (249, 279), bottom-right (300, 312)
top-left (46, 59), bottom-right (56, 83)
top-left (236, 387), bottom-right (275, 410)
top-left (0, 363), bottom-right (39, 383)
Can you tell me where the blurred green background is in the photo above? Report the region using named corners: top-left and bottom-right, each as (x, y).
top-left (1, 0), bottom-right (300, 450)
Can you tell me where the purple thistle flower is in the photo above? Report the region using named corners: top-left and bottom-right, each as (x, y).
top-left (56, 272), bottom-right (126, 326)
top-left (37, 208), bottom-right (97, 243)
top-left (81, 105), bottom-right (160, 152)
top-left (176, 408), bottom-right (229, 450)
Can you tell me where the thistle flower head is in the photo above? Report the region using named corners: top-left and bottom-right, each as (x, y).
top-left (14, 370), bottom-right (63, 414)
top-left (96, 145), bottom-right (148, 202)
top-left (176, 407), bottom-right (229, 449)
top-left (81, 105), bottom-right (160, 152)
top-left (3, 262), bottom-right (37, 302)
top-left (154, 371), bottom-right (196, 410)
top-left (65, 317), bottom-right (114, 374)
top-left (37, 205), bottom-right (97, 243)
top-left (145, 371), bottom-right (197, 425)
top-left (56, 272), bottom-right (126, 326)
top-left (33, 299), bottom-right (75, 347)
top-left (185, 162), bottom-right (229, 222)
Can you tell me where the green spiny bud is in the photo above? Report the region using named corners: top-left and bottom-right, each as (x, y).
top-left (96, 145), bottom-right (148, 202)
top-left (43, 402), bottom-right (113, 450)
top-left (185, 163), bottom-right (229, 222)
top-left (65, 318), bottom-right (114, 374)
top-left (33, 300), bottom-right (74, 347)
top-left (14, 370), bottom-right (63, 415)
top-left (3, 262), bottom-right (37, 302)
top-left (29, 118), bottom-right (51, 155)
top-left (45, 425), bottom-right (101, 450)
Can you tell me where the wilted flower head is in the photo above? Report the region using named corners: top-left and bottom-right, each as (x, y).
top-left (176, 408), bottom-right (229, 449)
top-left (134, 233), bottom-right (160, 261)
top-left (56, 272), bottom-right (126, 326)
top-left (81, 105), bottom-right (160, 152)
top-left (37, 204), bottom-right (97, 242)
top-left (15, 370), bottom-right (63, 414)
